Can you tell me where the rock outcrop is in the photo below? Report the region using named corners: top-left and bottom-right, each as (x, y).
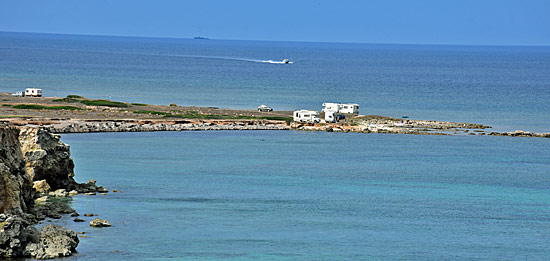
top-left (25, 224), bottom-right (79, 259)
top-left (0, 214), bottom-right (79, 259)
top-left (18, 127), bottom-right (77, 190)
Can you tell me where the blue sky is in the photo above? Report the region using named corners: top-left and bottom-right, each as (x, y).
top-left (1, 0), bottom-right (549, 46)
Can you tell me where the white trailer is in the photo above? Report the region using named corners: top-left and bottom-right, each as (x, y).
top-left (24, 88), bottom-right (42, 97)
top-left (322, 102), bottom-right (359, 114)
top-left (293, 110), bottom-right (320, 123)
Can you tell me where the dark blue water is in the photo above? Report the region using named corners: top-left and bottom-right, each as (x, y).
top-left (53, 131), bottom-right (550, 260)
top-left (1, 32), bottom-right (549, 132)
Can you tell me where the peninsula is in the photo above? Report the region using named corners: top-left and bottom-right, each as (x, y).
top-left (1, 93), bottom-right (548, 138)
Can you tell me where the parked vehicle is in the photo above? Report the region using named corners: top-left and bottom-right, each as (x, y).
top-left (324, 111), bottom-right (346, 123)
top-left (293, 110), bottom-right (320, 123)
top-left (24, 88), bottom-right (42, 97)
top-left (322, 102), bottom-right (359, 114)
top-left (257, 105), bottom-right (273, 112)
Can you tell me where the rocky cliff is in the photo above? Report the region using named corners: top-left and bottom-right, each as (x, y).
top-left (0, 126), bottom-right (33, 217)
top-left (1, 125), bottom-right (82, 259)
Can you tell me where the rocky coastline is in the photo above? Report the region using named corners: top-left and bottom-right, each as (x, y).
top-left (1, 125), bottom-right (107, 259)
top-left (39, 119), bottom-right (290, 133)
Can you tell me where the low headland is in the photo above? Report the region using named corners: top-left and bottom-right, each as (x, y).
top-left (1, 93), bottom-right (549, 259)
top-left (1, 93), bottom-right (549, 138)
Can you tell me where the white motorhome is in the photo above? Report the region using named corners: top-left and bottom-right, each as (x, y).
top-left (322, 102), bottom-right (359, 114)
top-left (293, 110), bottom-right (320, 123)
top-left (24, 88), bottom-right (42, 97)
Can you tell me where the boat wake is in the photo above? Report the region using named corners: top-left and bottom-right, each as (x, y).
top-left (3, 46), bottom-right (292, 64)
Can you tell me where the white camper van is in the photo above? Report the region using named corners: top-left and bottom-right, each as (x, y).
top-left (322, 102), bottom-right (359, 114)
top-left (24, 88), bottom-right (42, 97)
top-left (293, 110), bottom-right (320, 123)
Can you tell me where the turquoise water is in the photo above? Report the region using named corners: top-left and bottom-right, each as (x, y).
top-left (1, 32), bottom-right (550, 132)
top-left (4, 32), bottom-right (550, 259)
top-left (51, 131), bottom-right (550, 260)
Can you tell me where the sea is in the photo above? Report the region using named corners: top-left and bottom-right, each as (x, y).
top-left (1, 32), bottom-right (550, 260)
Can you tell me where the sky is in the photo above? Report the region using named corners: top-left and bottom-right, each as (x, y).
top-left (1, 0), bottom-right (549, 46)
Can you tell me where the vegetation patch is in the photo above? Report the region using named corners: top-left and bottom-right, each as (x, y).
top-left (133, 110), bottom-right (171, 116)
top-left (80, 99), bottom-right (129, 108)
top-left (53, 97), bottom-right (80, 103)
top-left (53, 95), bottom-right (84, 103)
top-left (48, 106), bottom-right (83, 110)
top-left (12, 104), bottom-right (47, 109)
top-left (2, 104), bottom-right (13, 107)
top-left (12, 104), bottom-right (82, 110)
top-left (131, 103), bottom-right (147, 106)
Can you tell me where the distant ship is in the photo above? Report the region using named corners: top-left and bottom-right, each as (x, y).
top-left (193, 36), bottom-right (209, 40)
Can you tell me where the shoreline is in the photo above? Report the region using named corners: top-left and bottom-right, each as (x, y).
top-left (1, 93), bottom-right (549, 138)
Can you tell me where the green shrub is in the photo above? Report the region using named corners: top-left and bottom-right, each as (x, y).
top-left (48, 106), bottom-right (82, 110)
top-left (66, 95), bottom-right (83, 98)
top-left (133, 110), bottom-right (171, 116)
top-left (131, 103), bottom-right (147, 106)
top-left (53, 97), bottom-right (80, 103)
top-left (80, 99), bottom-right (128, 108)
top-left (2, 104), bottom-right (13, 107)
top-left (13, 104), bottom-right (47, 109)
top-left (11, 104), bottom-right (82, 110)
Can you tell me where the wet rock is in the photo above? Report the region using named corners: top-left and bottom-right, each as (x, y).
top-left (70, 212), bottom-right (80, 217)
top-left (83, 213), bottom-right (95, 217)
top-left (90, 218), bottom-right (111, 227)
top-left (112, 189), bottom-right (120, 193)
top-left (73, 218), bottom-right (85, 222)
top-left (35, 202), bottom-right (75, 219)
top-left (97, 186), bottom-right (108, 193)
top-left (84, 192), bottom-right (96, 196)
top-left (68, 190), bottom-right (78, 196)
